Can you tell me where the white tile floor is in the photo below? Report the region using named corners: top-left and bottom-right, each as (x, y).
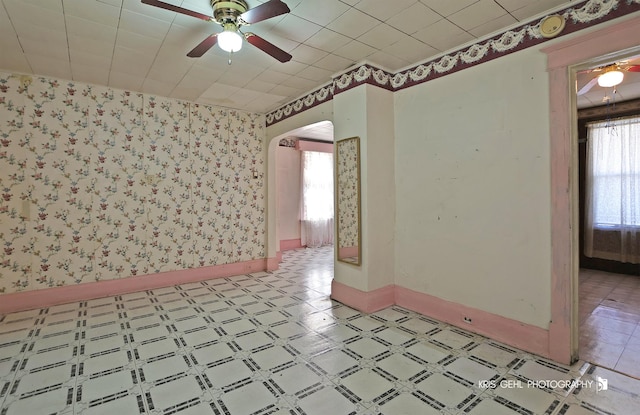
top-left (1, 247), bottom-right (639, 415)
top-left (579, 269), bottom-right (640, 378)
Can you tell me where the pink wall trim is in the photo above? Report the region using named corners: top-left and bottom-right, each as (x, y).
top-left (266, 256), bottom-right (279, 271)
top-left (541, 14), bottom-right (640, 365)
top-left (395, 286), bottom-right (550, 358)
top-left (0, 259), bottom-right (268, 314)
top-left (295, 140), bottom-right (333, 153)
top-left (542, 16), bottom-right (640, 69)
top-left (331, 280), bottom-right (395, 313)
top-left (280, 238), bottom-right (303, 251)
top-left (330, 281), bottom-right (550, 358)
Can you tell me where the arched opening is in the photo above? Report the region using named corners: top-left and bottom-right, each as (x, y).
top-left (266, 120), bottom-right (335, 265)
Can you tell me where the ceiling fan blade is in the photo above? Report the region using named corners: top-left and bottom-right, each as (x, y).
top-left (141, 0), bottom-right (213, 21)
top-left (240, 0), bottom-right (290, 24)
top-left (187, 34), bottom-right (218, 58)
top-left (628, 65), bottom-right (640, 72)
top-left (577, 77), bottom-right (598, 95)
top-left (245, 33), bottom-right (292, 63)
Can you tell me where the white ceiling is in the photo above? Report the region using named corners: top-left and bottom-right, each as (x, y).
top-left (576, 56), bottom-right (640, 109)
top-left (281, 119), bottom-right (334, 142)
top-left (0, 0), bottom-right (592, 114)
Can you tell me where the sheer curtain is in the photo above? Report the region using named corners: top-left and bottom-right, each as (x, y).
top-left (585, 116), bottom-right (640, 263)
top-left (301, 151), bottom-right (334, 248)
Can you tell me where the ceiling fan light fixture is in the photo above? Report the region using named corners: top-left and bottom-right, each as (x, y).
top-left (218, 24), bottom-right (243, 53)
top-left (143, 0), bottom-right (291, 61)
top-left (598, 70), bottom-right (624, 88)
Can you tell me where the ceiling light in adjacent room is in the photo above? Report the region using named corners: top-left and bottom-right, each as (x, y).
top-left (597, 69), bottom-right (624, 87)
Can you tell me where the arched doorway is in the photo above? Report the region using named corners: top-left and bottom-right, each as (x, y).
top-left (266, 120), bottom-right (335, 265)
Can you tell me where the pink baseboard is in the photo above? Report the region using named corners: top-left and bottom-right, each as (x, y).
top-left (280, 239), bottom-right (303, 251)
top-left (266, 256), bottom-right (279, 271)
top-left (395, 286), bottom-right (549, 358)
top-left (331, 280), bottom-right (395, 313)
top-left (331, 281), bottom-right (551, 359)
top-left (0, 259), bottom-right (268, 314)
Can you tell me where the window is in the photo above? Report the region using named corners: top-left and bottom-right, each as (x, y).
top-left (584, 116), bottom-right (640, 264)
top-left (301, 151), bottom-right (334, 221)
top-left (586, 117), bottom-right (640, 228)
top-left (300, 151), bottom-right (334, 247)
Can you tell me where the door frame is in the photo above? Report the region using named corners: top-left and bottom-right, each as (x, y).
top-left (542, 15), bottom-right (640, 364)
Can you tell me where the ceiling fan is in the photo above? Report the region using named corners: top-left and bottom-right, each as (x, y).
top-left (141, 0), bottom-right (292, 63)
top-left (578, 61), bottom-right (640, 95)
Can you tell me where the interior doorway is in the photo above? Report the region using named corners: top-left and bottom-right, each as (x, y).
top-left (573, 51), bottom-right (640, 378)
top-left (273, 121), bottom-right (335, 259)
top-left (542, 15), bottom-right (640, 367)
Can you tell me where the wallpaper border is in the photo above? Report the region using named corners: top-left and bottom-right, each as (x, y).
top-left (266, 0), bottom-right (640, 126)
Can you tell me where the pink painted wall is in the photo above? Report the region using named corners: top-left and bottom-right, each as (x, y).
top-left (276, 146), bottom-right (302, 247)
top-left (276, 140), bottom-right (334, 252)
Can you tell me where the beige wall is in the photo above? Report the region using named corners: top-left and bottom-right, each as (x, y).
top-left (333, 87), bottom-right (369, 290)
top-left (394, 47), bottom-right (552, 329)
top-left (267, 49), bottom-right (553, 331)
top-left (332, 85), bottom-right (395, 292)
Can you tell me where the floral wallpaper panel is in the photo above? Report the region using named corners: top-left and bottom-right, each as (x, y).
top-left (336, 137), bottom-right (360, 249)
top-left (0, 75), bottom-right (30, 292)
top-left (228, 110), bottom-right (266, 263)
top-left (27, 78), bottom-right (99, 288)
top-left (143, 95), bottom-right (192, 273)
top-left (0, 71), bottom-right (266, 295)
top-left (88, 86), bottom-right (146, 281)
top-left (190, 104), bottom-right (232, 267)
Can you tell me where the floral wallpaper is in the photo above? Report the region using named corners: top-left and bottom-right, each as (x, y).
top-left (336, 137), bottom-right (359, 250)
top-left (0, 72), bottom-right (265, 294)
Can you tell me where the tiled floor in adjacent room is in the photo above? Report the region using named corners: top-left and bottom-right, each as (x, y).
top-left (1, 247), bottom-right (639, 415)
top-left (579, 268), bottom-right (640, 378)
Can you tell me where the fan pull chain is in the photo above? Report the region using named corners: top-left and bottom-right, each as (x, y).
top-left (605, 87), bottom-right (618, 135)
top-left (228, 51), bottom-right (233, 65)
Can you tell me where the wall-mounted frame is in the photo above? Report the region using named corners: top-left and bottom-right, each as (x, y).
top-left (335, 136), bottom-right (361, 265)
